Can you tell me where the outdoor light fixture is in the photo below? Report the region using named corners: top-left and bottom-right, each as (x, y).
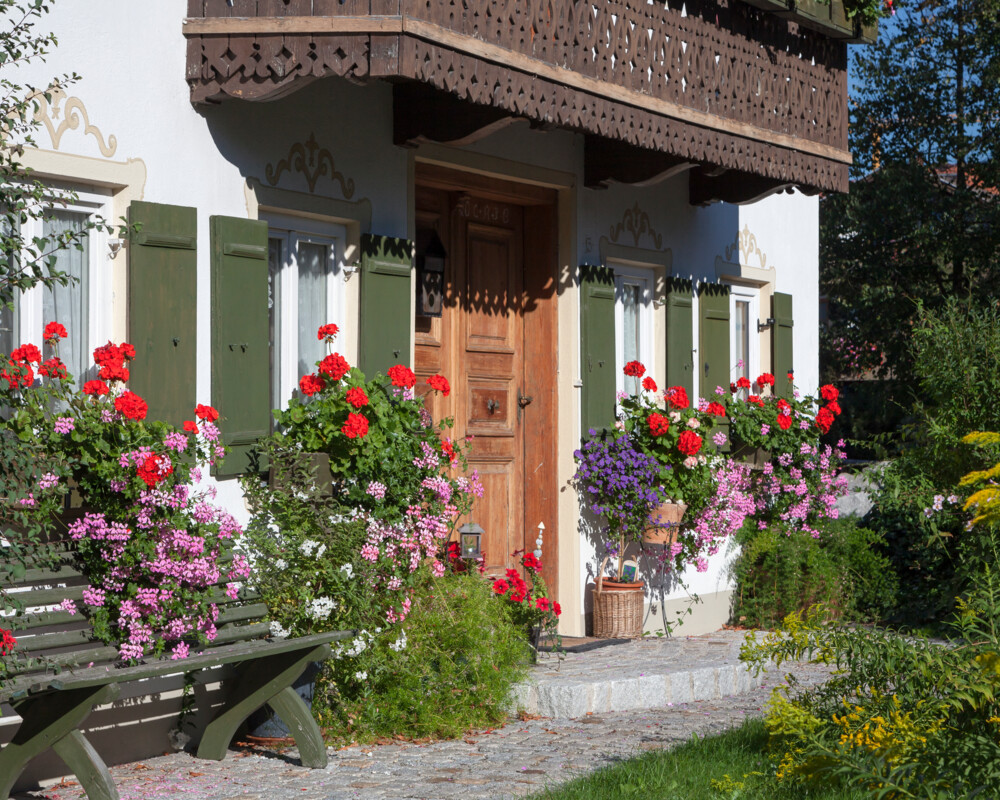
top-left (417, 231), bottom-right (446, 317)
top-left (757, 317), bottom-right (775, 332)
top-left (458, 522), bottom-right (484, 559)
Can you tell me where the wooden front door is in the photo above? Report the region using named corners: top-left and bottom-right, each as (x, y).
top-left (414, 166), bottom-right (558, 588)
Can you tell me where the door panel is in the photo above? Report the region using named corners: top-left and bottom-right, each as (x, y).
top-left (414, 170), bottom-right (557, 590)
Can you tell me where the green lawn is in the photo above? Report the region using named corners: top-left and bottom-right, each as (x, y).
top-left (526, 718), bottom-right (868, 800)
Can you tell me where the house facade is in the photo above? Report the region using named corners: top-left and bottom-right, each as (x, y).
top-left (9, 0), bottom-right (852, 680)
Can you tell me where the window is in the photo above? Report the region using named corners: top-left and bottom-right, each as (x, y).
top-left (613, 265), bottom-right (654, 397)
top-left (266, 215), bottom-right (347, 409)
top-left (729, 284), bottom-right (759, 394)
top-left (4, 187), bottom-right (110, 387)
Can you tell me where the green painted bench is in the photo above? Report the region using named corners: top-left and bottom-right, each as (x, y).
top-left (0, 553), bottom-right (351, 800)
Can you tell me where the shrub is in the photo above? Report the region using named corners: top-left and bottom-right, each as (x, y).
top-left (866, 301), bottom-right (1000, 624)
top-left (730, 517), bottom-right (895, 628)
top-left (317, 570), bottom-right (529, 742)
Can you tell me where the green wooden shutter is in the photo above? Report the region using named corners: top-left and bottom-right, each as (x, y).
top-left (127, 201), bottom-right (197, 428)
top-left (359, 234), bottom-right (412, 377)
top-left (698, 282), bottom-right (731, 398)
top-left (772, 291), bottom-right (794, 398)
top-left (580, 265), bottom-right (616, 439)
top-left (665, 277), bottom-right (694, 393)
top-left (210, 215), bottom-right (269, 477)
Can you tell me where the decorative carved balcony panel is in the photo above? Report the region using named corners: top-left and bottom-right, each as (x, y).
top-left (185, 0), bottom-right (850, 196)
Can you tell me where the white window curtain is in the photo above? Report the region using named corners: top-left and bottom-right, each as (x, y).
top-left (42, 210), bottom-right (89, 385)
top-left (297, 240), bottom-right (330, 380)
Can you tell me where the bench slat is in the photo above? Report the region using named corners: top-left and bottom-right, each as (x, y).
top-left (1, 629), bottom-right (354, 701)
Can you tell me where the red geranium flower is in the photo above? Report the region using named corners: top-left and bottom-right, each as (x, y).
top-left (777, 413), bottom-right (792, 431)
top-left (553, 602), bottom-right (562, 617)
top-left (706, 402), bottom-right (727, 417)
top-left (648, 412), bottom-right (670, 437)
top-left (665, 385), bottom-right (689, 410)
top-left (1, 359), bottom-right (33, 389)
top-left (38, 357), bottom-right (68, 380)
top-left (427, 374), bottom-right (451, 396)
top-left (82, 379), bottom-right (110, 396)
top-left (815, 407), bottom-right (835, 434)
top-left (677, 429), bottom-right (703, 456)
top-left (317, 323), bottom-right (339, 341)
top-left (120, 343), bottom-right (136, 361)
top-left (509, 591), bottom-right (526, 603)
top-left (299, 374), bottom-right (326, 397)
top-left (787, 371), bottom-right (795, 381)
top-left (44, 321), bottom-right (68, 342)
top-left (183, 420), bottom-right (199, 435)
top-left (136, 454), bottom-right (173, 488)
top-left (826, 401), bottom-right (842, 417)
top-left (747, 395), bottom-right (764, 406)
top-left (11, 343), bottom-right (42, 364)
top-left (341, 412), bottom-right (369, 439)
top-left (492, 579), bottom-right (510, 595)
top-left (319, 353), bottom-right (350, 382)
top-left (0, 627), bottom-right (16, 656)
top-left (642, 376), bottom-right (657, 393)
top-left (99, 362), bottom-right (130, 383)
top-left (195, 404), bottom-right (219, 422)
top-left (736, 376), bottom-right (751, 390)
top-left (535, 597), bottom-right (551, 612)
top-left (345, 387), bottom-right (369, 408)
top-left (820, 384), bottom-right (839, 403)
top-left (387, 364), bottom-right (416, 389)
top-left (441, 438), bottom-right (457, 464)
top-left (729, 382), bottom-right (737, 394)
top-left (115, 391), bottom-right (148, 421)
top-left (756, 372), bottom-right (776, 388)
top-left (623, 360), bottom-right (645, 378)
top-left (777, 398), bottom-right (791, 413)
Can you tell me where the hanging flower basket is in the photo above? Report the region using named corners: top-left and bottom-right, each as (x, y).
top-left (642, 501), bottom-right (687, 546)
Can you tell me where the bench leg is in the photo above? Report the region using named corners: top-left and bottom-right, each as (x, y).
top-left (0, 684), bottom-right (120, 800)
top-left (196, 644), bottom-right (331, 768)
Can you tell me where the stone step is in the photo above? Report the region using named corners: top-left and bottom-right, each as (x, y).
top-left (511, 630), bottom-right (766, 719)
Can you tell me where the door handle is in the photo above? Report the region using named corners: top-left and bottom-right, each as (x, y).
top-left (486, 398), bottom-right (499, 414)
top-left (518, 390), bottom-right (533, 422)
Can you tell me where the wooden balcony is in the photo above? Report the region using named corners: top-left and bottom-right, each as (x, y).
top-left (184, 1), bottom-right (851, 201)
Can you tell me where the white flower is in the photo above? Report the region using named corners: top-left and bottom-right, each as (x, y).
top-left (315, 543), bottom-right (327, 559)
top-left (269, 621), bottom-right (290, 640)
top-left (354, 670), bottom-right (368, 681)
top-left (299, 539), bottom-right (319, 557)
top-left (340, 563), bottom-right (354, 579)
top-left (307, 596), bottom-right (338, 621)
top-left (683, 456), bottom-right (698, 468)
top-left (275, 559), bottom-right (288, 571)
top-left (389, 631), bottom-right (408, 652)
top-left (669, 411), bottom-right (681, 423)
top-left (686, 418), bottom-right (700, 429)
top-left (346, 636), bottom-right (369, 657)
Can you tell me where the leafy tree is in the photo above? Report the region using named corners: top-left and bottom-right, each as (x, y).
top-left (820, 0), bottom-right (1000, 384)
top-left (1, 0), bottom-right (111, 307)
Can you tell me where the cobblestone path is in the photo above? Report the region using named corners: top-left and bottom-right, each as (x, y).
top-left (23, 656), bottom-right (831, 800)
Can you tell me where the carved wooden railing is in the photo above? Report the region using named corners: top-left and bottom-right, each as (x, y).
top-left (185, 0), bottom-right (850, 194)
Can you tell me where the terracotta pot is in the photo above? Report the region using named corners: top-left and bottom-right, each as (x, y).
top-left (598, 578), bottom-right (645, 592)
top-left (642, 501), bottom-right (687, 545)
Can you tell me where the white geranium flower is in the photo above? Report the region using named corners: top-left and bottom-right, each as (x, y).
top-left (269, 621), bottom-right (290, 640)
top-left (340, 563), bottom-right (354, 579)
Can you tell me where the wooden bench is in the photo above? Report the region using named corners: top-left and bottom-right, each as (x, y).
top-left (0, 552), bottom-right (352, 800)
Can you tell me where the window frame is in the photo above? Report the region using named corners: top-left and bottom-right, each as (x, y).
top-left (9, 184), bottom-right (111, 385)
top-left (611, 262), bottom-right (656, 398)
top-left (729, 283), bottom-right (760, 392)
top-left (264, 212), bottom-right (347, 409)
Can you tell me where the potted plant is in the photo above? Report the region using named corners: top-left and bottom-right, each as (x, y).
top-left (489, 550), bottom-right (561, 660)
top-left (573, 431), bottom-right (662, 637)
top-left (616, 363), bottom-right (722, 544)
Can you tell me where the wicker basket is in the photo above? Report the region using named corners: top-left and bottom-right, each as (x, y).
top-left (592, 557), bottom-right (645, 638)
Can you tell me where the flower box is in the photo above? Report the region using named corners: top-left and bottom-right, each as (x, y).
top-left (741, 0), bottom-right (793, 12)
top-left (791, 0), bottom-right (855, 38)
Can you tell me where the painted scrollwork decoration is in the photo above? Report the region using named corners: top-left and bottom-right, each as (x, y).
top-left (33, 86), bottom-right (118, 157)
top-left (725, 224), bottom-right (767, 270)
top-left (265, 133), bottom-right (356, 198)
top-left (609, 202), bottom-right (664, 250)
